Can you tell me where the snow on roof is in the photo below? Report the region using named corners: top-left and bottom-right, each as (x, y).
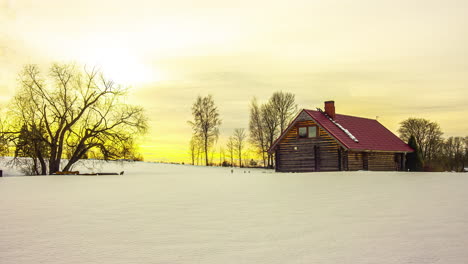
top-left (317, 108), bottom-right (359, 143)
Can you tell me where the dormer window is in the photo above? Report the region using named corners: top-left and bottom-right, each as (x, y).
top-left (298, 126), bottom-right (318, 138)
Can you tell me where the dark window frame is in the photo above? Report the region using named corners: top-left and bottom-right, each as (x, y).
top-left (297, 125), bottom-right (318, 139)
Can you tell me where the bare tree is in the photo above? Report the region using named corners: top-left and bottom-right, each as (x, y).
top-left (1, 63), bottom-right (148, 174)
top-left (465, 136), bottom-right (468, 170)
top-left (219, 146), bottom-right (225, 166)
top-left (233, 128), bottom-right (247, 167)
top-left (248, 92), bottom-right (297, 169)
top-left (226, 136), bottom-right (235, 167)
top-left (188, 95), bottom-right (221, 166)
top-left (270, 91), bottom-right (297, 133)
top-left (249, 98), bottom-right (267, 167)
top-left (189, 136), bottom-right (199, 165)
top-left (262, 102), bottom-right (280, 168)
top-left (398, 118), bottom-right (443, 163)
top-left (439, 137), bottom-right (466, 172)
top-left (0, 118), bottom-right (11, 157)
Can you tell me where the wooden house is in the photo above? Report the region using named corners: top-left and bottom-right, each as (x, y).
top-left (268, 101), bottom-right (413, 172)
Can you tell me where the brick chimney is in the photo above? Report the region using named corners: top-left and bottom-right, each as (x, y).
top-left (324, 101), bottom-right (335, 119)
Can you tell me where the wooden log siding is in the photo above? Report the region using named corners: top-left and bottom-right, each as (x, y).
top-left (346, 151), bottom-right (401, 171)
top-left (347, 151), bottom-right (364, 171)
top-left (368, 152), bottom-right (399, 171)
top-left (276, 120), bottom-right (341, 172)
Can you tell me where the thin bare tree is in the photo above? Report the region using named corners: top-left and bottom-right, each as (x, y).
top-left (249, 98), bottom-right (267, 167)
top-left (219, 146), bottom-right (225, 166)
top-left (226, 136), bottom-right (235, 167)
top-left (262, 102), bottom-right (280, 168)
top-left (189, 136), bottom-right (199, 165)
top-left (188, 95), bottom-right (221, 166)
top-left (233, 128), bottom-right (247, 167)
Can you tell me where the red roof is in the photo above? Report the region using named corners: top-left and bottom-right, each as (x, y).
top-left (269, 109), bottom-right (413, 153)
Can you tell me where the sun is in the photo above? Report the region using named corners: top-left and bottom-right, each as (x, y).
top-left (77, 47), bottom-right (163, 86)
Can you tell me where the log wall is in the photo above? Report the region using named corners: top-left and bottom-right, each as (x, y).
top-left (368, 152), bottom-right (398, 171)
top-left (346, 151), bottom-right (401, 171)
top-left (276, 120), bottom-right (341, 172)
top-left (347, 151), bottom-right (364, 171)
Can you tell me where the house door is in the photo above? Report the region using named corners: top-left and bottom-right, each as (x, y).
top-left (314, 145), bottom-right (320, 171)
top-left (362, 152), bottom-right (369, 170)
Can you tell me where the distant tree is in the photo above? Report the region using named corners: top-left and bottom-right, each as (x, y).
top-left (233, 128), bottom-right (247, 167)
top-left (1, 63), bottom-right (148, 174)
top-left (0, 121), bottom-right (10, 157)
top-left (406, 135), bottom-right (423, 171)
top-left (439, 137), bottom-right (466, 172)
top-left (218, 146), bottom-right (225, 166)
top-left (188, 95), bottom-right (221, 166)
top-left (262, 102), bottom-right (280, 168)
top-left (249, 159), bottom-right (258, 167)
top-left (189, 136), bottom-right (199, 165)
top-left (465, 136), bottom-right (468, 170)
top-left (398, 118), bottom-right (443, 163)
top-left (249, 98), bottom-right (267, 167)
top-left (0, 137), bottom-right (7, 156)
top-left (269, 91), bottom-right (298, 133)
top-left (226, 136), bottom-right (235, 167)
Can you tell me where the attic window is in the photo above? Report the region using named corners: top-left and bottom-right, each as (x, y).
top-left (298, 126), bottom-right (317, 138)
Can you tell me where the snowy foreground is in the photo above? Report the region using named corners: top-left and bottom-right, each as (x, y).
top-left (1, 161), bottom-right (468, 264)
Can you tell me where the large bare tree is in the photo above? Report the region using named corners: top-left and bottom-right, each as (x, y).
top-left (270, 91), bottom-right (297, 133)
top-left (189, 95), bottom-right (221, 166)
top-left (2, 63), bottom-right (148, 174)
top-left (398, 118), bottom-right (443, 163)
top-left (248, 92), bottom-right (297, 169)
top-left (233, 128), bottom-right (247, 167)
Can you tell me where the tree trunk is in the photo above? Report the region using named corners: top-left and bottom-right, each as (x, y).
top-left (205, 140), bottom-right (209, 166)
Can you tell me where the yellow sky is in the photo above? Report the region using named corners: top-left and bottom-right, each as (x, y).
top-left (1, 0), bottom-right (467, 162)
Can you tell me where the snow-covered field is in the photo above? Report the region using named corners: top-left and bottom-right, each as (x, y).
top-left (1, 160), bottom-right (468, 264)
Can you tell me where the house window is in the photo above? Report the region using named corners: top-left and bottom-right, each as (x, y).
top-left (298, 127), bottom-right (307, 138)
top-left (308, 126), bottom-right (317, 137)
top-left (298, 126), bottom-right (318, 138)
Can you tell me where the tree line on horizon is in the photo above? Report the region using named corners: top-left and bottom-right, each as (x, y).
top-left (399, 118), bottom-right (467, 172)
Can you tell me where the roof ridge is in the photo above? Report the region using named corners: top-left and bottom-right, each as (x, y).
top-left (304, 109), bottom-right (378, 121)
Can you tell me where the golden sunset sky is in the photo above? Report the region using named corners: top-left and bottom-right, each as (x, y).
top-left (1, 0), bottom-right (467, 162)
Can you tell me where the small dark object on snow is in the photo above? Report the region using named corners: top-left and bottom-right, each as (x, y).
top-left (231, 169), bottom-right (233, 174)
top-left (120, 171), bottom-right (125, 175)
top-left (0, 170), bottom-right (2, 177)
top-left (55, 171), bottom-right (79, 175)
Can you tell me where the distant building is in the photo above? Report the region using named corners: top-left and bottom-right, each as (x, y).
top-left (268, 101), bottom-right (413, 172)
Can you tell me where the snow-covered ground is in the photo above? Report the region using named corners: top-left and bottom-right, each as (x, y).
top-left (1, 160), bottom-right (468, 264)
